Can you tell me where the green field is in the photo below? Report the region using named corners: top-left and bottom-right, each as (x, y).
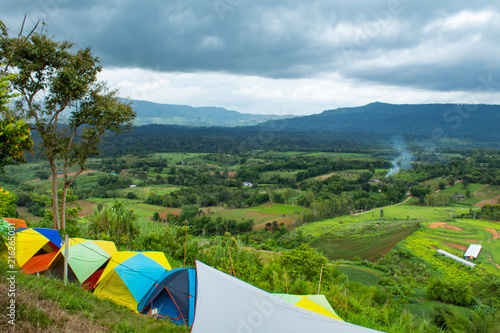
top-left (116, 184), bottom-right (180, 199)
top-left (207, 203), bottom-right (311, 229)
top-left (440, 182), bottom-right (485, 196)
top-left (310, 223), bottom-right (420, 262)
top-left (337, 265), bottom-right (383, 286)
top-left (88, 198), bottom-right (180, 220)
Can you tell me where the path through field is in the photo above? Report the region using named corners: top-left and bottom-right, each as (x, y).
top-left (473, 184), bottom-right (490, 195)
top-left (485, 228), bottom-right (499, 240)
top-left (474, 194), bottom-right (500, 207)
top-left (487, 254), bottom-right (500, 269)
top-left (428, 222), bottom-right (463, 231)
top-left (24, 169), bottom-right (100, 183)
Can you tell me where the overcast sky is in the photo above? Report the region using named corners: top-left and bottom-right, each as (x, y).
top-left (3, 0), bottom-right (500, 115)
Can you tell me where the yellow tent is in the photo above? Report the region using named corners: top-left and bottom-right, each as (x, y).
top-left (93, 251), bottom-right (171, 312)
top-left (274, 294), bottom-right (343, 321)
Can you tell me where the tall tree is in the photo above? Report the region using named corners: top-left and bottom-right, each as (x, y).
top-left (1, 26), bottom-right (135, 230)
top-left (0, 20), bottom-right (34, 172)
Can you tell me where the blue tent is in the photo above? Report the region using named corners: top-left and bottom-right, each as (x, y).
top-left (138, 268), bottom-right (196, 326)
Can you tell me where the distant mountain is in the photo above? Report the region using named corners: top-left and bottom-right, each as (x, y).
top-left (130, 100), bottom-right (294, 127)
top-left (256, 102), bottom-right (500, 146)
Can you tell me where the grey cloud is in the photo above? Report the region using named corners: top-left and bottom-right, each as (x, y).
top-left (2, 0), bottom-right (499, 92)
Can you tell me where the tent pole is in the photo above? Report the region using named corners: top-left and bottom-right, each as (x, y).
top-left (284, 269), bottom-right (288, 294)
top-left (184, 219), bottom-right (188, 268)
top-left (229, 249), bottom-right (235, 277)
top-left (317, 264), bottom-right (324, 295)
top-left (63, 234), bottom-right (69, 286)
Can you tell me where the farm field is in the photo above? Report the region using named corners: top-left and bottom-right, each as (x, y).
top-left (337, 265), bottom-right (383, 286)
top-left (88, 198), bottom-right (181, 220)
top-left (295, 201), bottom-right (470, 238)
top-left (206, 203), bottom-right (310, 230)
top-left (116, 184), bottom-right (180, 199)
top-left (310, 223), bottom-right (420, 262)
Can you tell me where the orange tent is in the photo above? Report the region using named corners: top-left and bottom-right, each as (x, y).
top-left (3, 218), bottom-right (28, 229)
top-left (1, 228), bottom-right (63, 274)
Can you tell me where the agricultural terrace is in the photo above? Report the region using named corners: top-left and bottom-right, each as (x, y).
top-left (206, 203), bottom-right (311, 230)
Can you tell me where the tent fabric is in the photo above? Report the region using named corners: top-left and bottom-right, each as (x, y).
top-left (93, 251), bottom-right (172, 312)
top-left (273, 294), bottom-right (343, 321)
top-left (3, 218), bottom-right (28, 229)
top-left (47, 238), bottom-right (117, 288)
top-left (191, 261), bottom-right (381, 333)
top-left (82, 268), bottom-right (105, 290)
top-left (5, 228), bottom-right (62, 274)
top-left (139, 268), bottom-right (197, 326)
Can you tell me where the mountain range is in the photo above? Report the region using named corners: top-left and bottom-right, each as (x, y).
top-left (130, 100), bottom-right (294, 127)
top-left (255, 102), bottom-right (500, 144)
top-left (129, 100), bottom-right (500, 148)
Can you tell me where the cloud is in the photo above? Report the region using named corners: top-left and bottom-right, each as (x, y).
top-left (2, 0), bottom-right (500, 113)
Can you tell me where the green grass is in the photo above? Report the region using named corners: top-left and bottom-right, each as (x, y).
top-left (403, 219), bottom-right (500, 277)
top-left (296, 202), bottom-right (471, 239)
top-left (249, 203), bottom-right (310, 216)
top-left (337, 265), bottom-right (383, 286)
top-left (88, 199), bottom-right (180, 220)
top-left (207, 203), bottom-right (310, 229)
top-left (0, 262), bottom-right (189, 332)
top-left (116, 184), bottom-right (180, 199)
top-left (440, 183), bottom-right (485, 196)
top-left (310, 223), bottom-right (420, 262)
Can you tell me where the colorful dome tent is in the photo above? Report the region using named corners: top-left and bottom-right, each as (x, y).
top-left (93, 251), bottom-right (172, 312)
top-left (191, 261), bottom-right (381, 333)
top-left (46, 238), bottom-right (117, 290)
top-left (138, 268), bottom-right (196, 326)
top-left (1, 228), bottom-right (62, 274)
top-left (273, 294), bottom-right (343, 321)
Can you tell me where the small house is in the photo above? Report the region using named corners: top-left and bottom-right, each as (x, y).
top-left (464, 244), bottom-right (482, 260)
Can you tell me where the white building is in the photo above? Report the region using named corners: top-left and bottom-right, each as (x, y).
top-left (464, 244), bottom-right (482, 260)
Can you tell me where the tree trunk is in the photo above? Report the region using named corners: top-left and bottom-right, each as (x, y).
top-left (61, 185), bottom-right (67, 231)
top-left (60, 167), bottom-right (84, 230)
top-left (50, 160), bottom-right (60, 230)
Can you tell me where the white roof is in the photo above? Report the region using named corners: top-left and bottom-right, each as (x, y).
top-left (436, 249), bottom-right (476, 267)
top-left (464, 244), bottom-right (482, 258)
top-left (191, 261), bottom-right (381, 333)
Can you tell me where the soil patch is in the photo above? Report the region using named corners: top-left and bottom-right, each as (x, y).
top-left (485, 228), bottom-right (499, 240)
top-left (253, 217), bottom-right (293, 230)
top-left (77, 200), bottom-right (99, 217)
top-left (444, 243), bottom-right (468, 251)
top-left (428, 222), bottom-right (463, 231)
top-left (474, 194), bottom-right (500, 207)
top-left (487, 254), bottom-right (500, 269)
top-left (25, 169), bottom-right (100, 183)
top-left (160, 209), bottom-right (181, 220)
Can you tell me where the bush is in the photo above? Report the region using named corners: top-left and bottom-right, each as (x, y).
top-left (85, 202), bottom-right (139, 249)
top-left (426, 278), bottom-right (473, 306)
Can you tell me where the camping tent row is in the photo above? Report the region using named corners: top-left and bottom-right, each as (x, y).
top-left (2, 227), bottom-right (381, 331)
top-left (1, 227), bottom-right (197, 326)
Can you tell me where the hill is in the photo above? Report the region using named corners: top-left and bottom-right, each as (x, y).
top-left (130, 100), bottom-right (294, 127)
top-left (257, 102), bottom-right (500, 148)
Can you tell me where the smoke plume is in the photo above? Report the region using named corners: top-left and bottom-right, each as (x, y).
top-left (386, 137), bottom-right (415, 177)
